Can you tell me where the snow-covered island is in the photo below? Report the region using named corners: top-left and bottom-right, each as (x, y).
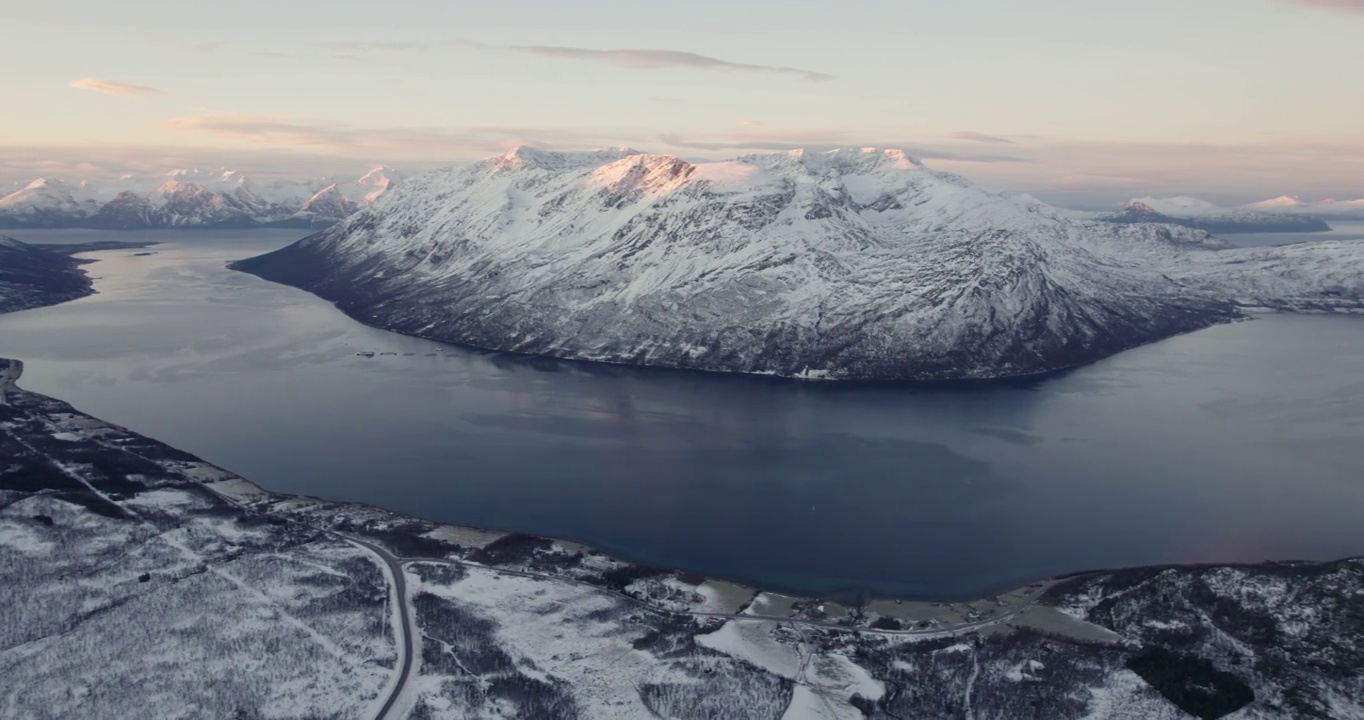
top-left (232, 147), bottom-right (1364, 382)
top-left (2, 359), bottom-right (1362, 719)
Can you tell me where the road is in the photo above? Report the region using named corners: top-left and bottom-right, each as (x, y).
top-left (344, 537), bottom-right (415, 720)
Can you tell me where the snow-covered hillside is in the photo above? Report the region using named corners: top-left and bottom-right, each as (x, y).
top-left (0, 236), bottom-right (93, 314)
top-left (232, 147), bottom-right (1364, 381)
top-left (0, 168), bottom-right (402, 230)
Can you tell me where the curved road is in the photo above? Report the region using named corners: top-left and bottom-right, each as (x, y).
top-left (343, 538), bottom-right (415, 720)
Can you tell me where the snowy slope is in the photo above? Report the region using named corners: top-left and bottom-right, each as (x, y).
top-left (231, 147), bottom-right (1364, 381)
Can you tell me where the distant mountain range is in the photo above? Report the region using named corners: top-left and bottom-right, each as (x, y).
top-left (1095, 195), bottom-right (1364, 234)
top-left (6, 164), bottom-right (1360, 235)
top-left (0, 168), bottom-right (403, 230)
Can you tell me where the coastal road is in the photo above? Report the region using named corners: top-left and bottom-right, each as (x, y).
top-left (344, 537), bottom-right (416, 720)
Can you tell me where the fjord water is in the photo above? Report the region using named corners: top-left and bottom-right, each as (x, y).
top-left (2, 229), bottom-right (1362, 599)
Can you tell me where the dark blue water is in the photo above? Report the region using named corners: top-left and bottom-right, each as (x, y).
top-left (2, 229), bottom-right (1362, 599)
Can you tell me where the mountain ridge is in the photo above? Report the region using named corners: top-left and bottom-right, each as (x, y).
top-left (1099, 199), bottom-right (1334, 234)
top-left (0, 167), bottom-right (403, 230)
top-left (231, 147), bottom-right (1364, 382)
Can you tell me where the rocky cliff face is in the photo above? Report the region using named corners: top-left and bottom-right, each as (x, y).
top-left (232, 147), bottom-right (1364, 381)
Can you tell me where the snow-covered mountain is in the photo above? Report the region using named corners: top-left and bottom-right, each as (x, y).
top-left (293, 185), bottom-right (360, 227)
top-left (1099, 199), bottom-right (1333, 234)
top-left (345, 167), bottom-right (404, 205)
top-left (232, 146), bottom-right (1364, 381)
top-left (1242, 195), bottom-right (1364, 219)
top-left (1098, 192), bottom-right (1364, 231)
top-left (0, 168), bottom-right (402, 230)
top-left (0, 179), bottom-right (97, 226)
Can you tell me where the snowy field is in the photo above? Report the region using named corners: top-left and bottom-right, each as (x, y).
top-left (0, 391), bottom-right (395, 719)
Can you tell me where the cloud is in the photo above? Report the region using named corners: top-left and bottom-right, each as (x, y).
top-left (657, 133), bottom-right (1034, 163)
top-left (1285, 0), bottom-right (1364, 13)
top-left (951, 131), bottom-right (1014, 145)
top-left (163, 113), bottom-right (648, 159)
top-left (283, 39), bottom-right (834, 81)
top-left (69, 78), bottom-right (164, 97)
top-left (509, 46), bottom-right (834, 82)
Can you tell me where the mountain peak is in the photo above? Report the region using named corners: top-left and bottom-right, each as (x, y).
top-left (23, 178), bottom-right (65, 191)
top-left (1247, 195), bottom-right (1303, 209)
top-left (1128, 196), bottom-right (1220, 215)
top-left (752, 147), bottom-right (925, 174)
top-left (219, 170), bottom-right (253, 186)
top-left (493, 146), bottom-right (644, 171)
top-left (1121, 201), bottom-right (1160, 214)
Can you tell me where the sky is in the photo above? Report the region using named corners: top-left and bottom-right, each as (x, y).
top-left (2, 0), bottom-right (1362, 207)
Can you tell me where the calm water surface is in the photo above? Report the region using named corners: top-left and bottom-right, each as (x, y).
top-left (2, 228), bottom-right (1362, 599)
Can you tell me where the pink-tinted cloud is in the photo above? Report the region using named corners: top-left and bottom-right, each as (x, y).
top-left (163, 113), bottom-right (648, 158)
top-left (69, 78), bottom-right (164, 97)
top-left (1285, 0), bottom-right (1364, 13)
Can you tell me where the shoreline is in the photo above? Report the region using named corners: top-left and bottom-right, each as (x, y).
top-left (5, 299), bottom-right (1363, 716)
top-left (0, 363), bottom-right (1064, 641)
top-left (4, 356), bottom-right (1357, 619)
